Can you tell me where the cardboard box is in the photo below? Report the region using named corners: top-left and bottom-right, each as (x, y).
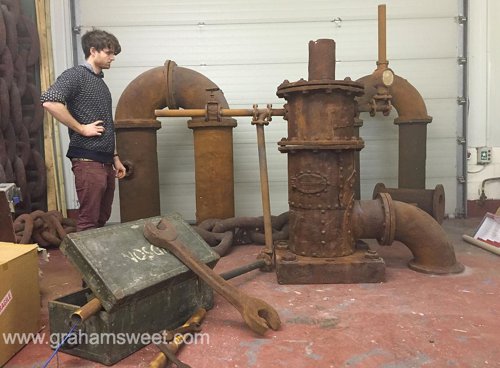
top-left (0, 242), bottom-right (40, 366)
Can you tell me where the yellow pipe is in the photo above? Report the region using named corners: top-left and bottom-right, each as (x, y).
top-left (70, 298), bottom-right (102, 325)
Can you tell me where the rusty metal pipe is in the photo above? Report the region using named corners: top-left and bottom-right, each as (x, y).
top-left (373, 183), bottom-right (445, 224)
top-left (149, 308), bottom-right (206, 368)
top-left (356, 72), bottom-right (432, 190)
top-left (390, 75), bottom-right (432, 123)
top-left (155, 108), bottom-right (285, 118)
top-left (356, 4), bottom-right (433, 190)
top-left (378, 4), bottom-right (387, 66)
top-left (255, 123), bottom-right (274, 256)
top-left (308, 39), bottom-right (336, 80)
top-left (391, 74), bottom-right (433, 189)
top-left (352, 198), bottom-right (464, 275)
top-left (70, 297), bottom-right (103, 325)
top-left (115, 60), bottom-right (237, 223)
top-left (115, 63), bottom-right (169, 222)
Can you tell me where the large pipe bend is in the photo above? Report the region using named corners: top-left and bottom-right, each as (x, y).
top-left (352, 197), bottom-right (464, 275)
top-left (389, 75), bottom-right (432, 124)
top-left (355, 71), bottom-right (432, 124)
top-left (115, 60), bottom-right (230, 119)
top-left (167, 63), bottom-right (231, 110)
top-left (114, 60), bottom-right (236, 223)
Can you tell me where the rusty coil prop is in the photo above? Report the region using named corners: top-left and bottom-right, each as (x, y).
top-left (0, 2), bottom-right (45, 213)
top-left (13, 210), bottom-right (76, 247)
top-left (193, 212), bottom-right (289, 256)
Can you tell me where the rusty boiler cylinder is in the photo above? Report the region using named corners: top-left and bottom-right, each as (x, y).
top-left (277, 39), bottom-right (364, 258)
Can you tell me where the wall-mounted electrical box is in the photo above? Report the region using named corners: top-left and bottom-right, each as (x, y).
top-left (477, 146), bottom-right (492, 165)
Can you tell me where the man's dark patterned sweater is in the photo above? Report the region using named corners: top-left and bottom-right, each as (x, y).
top-left (40, 65), bottom-right (115, 163)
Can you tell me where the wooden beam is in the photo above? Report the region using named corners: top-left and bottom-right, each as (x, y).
top-left (35, 0), bottom-right (67, 217)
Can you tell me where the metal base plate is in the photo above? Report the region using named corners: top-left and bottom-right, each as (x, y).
top-left (275, 245), bottom-right (386, 284)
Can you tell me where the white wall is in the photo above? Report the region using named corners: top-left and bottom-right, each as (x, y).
top-left (467, 0), bottom-right (500, 202)
top-left (50, 0), bottom-right (464, 221)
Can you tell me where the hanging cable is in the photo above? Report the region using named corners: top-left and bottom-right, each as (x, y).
top-left (41, 322), bottom-right (78, 368)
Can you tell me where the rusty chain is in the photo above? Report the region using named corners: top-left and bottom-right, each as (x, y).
top-left (193, 212), bottom-right (289, 256)
top-left (13, 210), bottom-right (76, 247)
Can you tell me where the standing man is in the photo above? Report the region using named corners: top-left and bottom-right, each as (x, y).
top-left (41, 29), bottom-right (126, 231)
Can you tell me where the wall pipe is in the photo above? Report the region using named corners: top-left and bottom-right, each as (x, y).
top-left (352, 195), bottom-right (464, 274)
top-left (115, 60), bottom-right (236, 223)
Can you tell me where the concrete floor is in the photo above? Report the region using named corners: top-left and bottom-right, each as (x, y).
top-left (5, 217), bottom-right (500, 368)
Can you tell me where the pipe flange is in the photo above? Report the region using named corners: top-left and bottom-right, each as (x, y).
top-left (277, 79), bottom-right (364, 97)
top-left (376, 192), bottom-right (395, 246)
top-left (164, 60), bottom-right (177, 109)
top-left (393, 117), bottom-right (432, 125)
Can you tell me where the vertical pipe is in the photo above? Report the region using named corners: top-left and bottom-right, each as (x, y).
top-left (69, 0), bottom-right (79, 66)
top-left (459, 0), bottom-right (468, 217)
top-left (191, 125), bottom-right (235, 223)
top-left (378, 4), bottom-right (387, 66)
top-left (397, 123), bottom-right (427, 189)
top-left (115, 120), bottom-right (161, 222)
top-left (255, 123), bottom-right (274, 254)
top-left (308, 39), bottom-right (336, 80)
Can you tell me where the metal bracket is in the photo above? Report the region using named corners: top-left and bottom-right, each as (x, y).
top-left (331, 17), bottom-right (342, 28)
top-left (251, 104), bottom-right (272, 126)
top-left (205, 87), bottom-right (222, 122)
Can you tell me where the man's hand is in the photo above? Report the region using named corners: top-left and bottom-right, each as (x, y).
top-left (113, 156), bottom-right (127, 179)
top-left (42, 102), bottom-right (106, 137)
top-left (80, 120), bottom-right (105, 137)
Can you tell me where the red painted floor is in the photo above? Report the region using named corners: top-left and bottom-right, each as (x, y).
top-left (5, 218), bottom-right (500, 368)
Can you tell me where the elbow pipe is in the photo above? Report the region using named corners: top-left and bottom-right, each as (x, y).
top-left (389, 75), bottom-right (432, 124)
top-left (355, 69), bottom-right (432, 123)
top-left (356, 71), bottom-right (432, 189)
top-left (392, 75), bottom-right (431, 189)
top-left (115, 60), bottom-right (232, 119)
top-left (352, 195), bottom-right (464, 275)
top-left (115, 61), bottom-right (236, 223)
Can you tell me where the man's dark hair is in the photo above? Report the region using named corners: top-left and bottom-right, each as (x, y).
top-left (81, 29), bottom-right (121, 59)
